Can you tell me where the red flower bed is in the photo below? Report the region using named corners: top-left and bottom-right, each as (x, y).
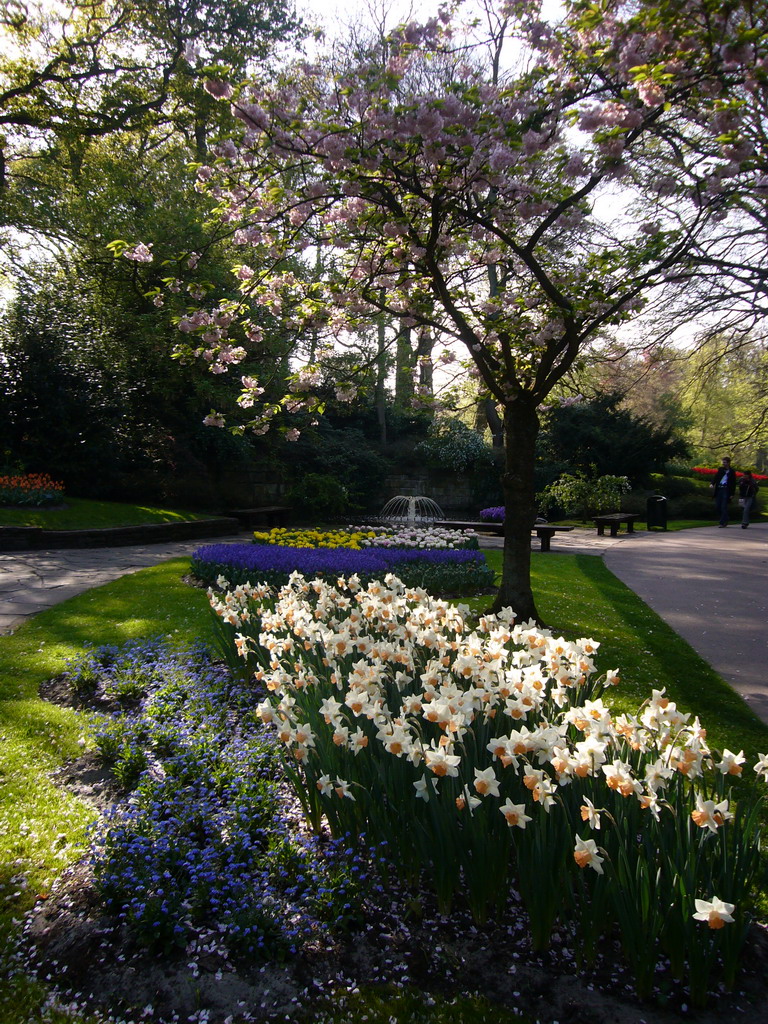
top-left (693, 466), bottom-right (768, 482)
top-left (0, 472), bottom-right (65, 507)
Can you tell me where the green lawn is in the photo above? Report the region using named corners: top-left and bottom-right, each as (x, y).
top-left (0, 496), bottom-right (211, 530)
top-left (555, 516), bottom-right (766, 532)
top-left (1, 551), bottom-right (766, 1023)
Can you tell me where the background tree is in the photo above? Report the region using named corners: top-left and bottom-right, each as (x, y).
top-left (0, 0), bottom-right (302, 200)
top-left (0, 0), bottom-right (306, 503)
top-left (171, 0), bottom-right (768, 621)
top-left (680, 332), bottom-right (768, 469)
top-left (537, 393), bottom-right (690, 484)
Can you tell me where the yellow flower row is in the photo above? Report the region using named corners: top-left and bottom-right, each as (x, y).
top-left (252, 527), bottom-right (377, 550)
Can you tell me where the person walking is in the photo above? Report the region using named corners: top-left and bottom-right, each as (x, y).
top-left (711, 456), bottom-right (737, 527)
top-left (738, 470), bottom-right (759, 529)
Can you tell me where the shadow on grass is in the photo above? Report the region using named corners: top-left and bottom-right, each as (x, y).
top-left (0, 560), bottom-right (215, 699)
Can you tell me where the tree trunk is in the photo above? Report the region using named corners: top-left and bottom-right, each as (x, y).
top-left (474, 395), bottom-right (504, 446)
top-left (491, 398), bottom-right (540, 623)
top-left (417, 329), bottom-right (434, 396)
top-left (395, 322), bottom-right (416, 413)
top-left (376, 311), bottom-right (388, 444)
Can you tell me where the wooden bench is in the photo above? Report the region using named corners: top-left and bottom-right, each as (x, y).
top-left (229, 506), bottom-right (292, 529)
top-left (432, 520), bottom-right (573, 552)
top-left (593, 513), bottom-right (640, 537)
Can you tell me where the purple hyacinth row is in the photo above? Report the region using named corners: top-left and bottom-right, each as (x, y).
top-left (479, 506), bottom-right (505, 522)
top-left (193, 543), bottom-right (487, 575)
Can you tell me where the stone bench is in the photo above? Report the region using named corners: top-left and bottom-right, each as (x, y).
top-left (532, 524), bottom-right (574, 552)
top-left (433, 519), bottom-right (504, 535)
top-left (432, 521), bottom-right (574, 552)
top-left (593, 513), bottom-right (641, 537)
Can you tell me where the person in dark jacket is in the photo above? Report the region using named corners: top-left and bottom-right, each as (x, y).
top-left (711, 456), bottom-right (737, 527)
top-left (738, 470), bottom-right (759, 529)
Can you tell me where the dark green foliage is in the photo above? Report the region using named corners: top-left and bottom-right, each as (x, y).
top-left (538, 394), bottom-right (689, 484)
top-left (287, 473), bottom-right (351, 518)
top-left (0, 0), bottom-right (306, 508)
top-left (0, 264), bottom-right (265, 505)
top-left (416, 418), bottom-right (495, 473)
top-left (280, 419), bottom-right (391, 512)
top-left (647, 473), bottom-right (699, 498)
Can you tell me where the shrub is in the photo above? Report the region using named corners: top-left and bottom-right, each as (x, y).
top-left (647, 473), bottom-right (699, 498)
top-left (539, 473), bottom-right (630, 521)
top-left (415, 418), bottom-right (494, 473)
top-left (537, 393), bottom-right (690, 482)
top-left (287, 472), bottom-right (350, 518)
top-left (671, 495), bottom-right (722, 519)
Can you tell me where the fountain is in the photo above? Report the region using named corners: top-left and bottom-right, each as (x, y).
top-left (379, 495), bottom-right (445, 525)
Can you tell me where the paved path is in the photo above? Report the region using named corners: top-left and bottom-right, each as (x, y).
top-left (1, 524), bottom-right (767, 724)
top-left (604, 524), bottom-right (768, 723)
top-left (0, 534), bottom-right (253, 635)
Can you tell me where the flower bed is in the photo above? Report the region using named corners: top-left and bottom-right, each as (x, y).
top-left (693, 467), bottom-right (768, 482)
top-left (252, 527), bottom-right (378, 549)
top-left (192, 542), bottom-right (494, 594)
top-left (69, 639), bottom-right (364, 956)
top-left (479, 505), bottom-right (505, 522)
top-left (252, 525), bottom-right (478, 550)
top-left (208, 573), bottom-right (766, 1005)
top-left (353, 525), bottom-right (478, 549)
top-left (0, 472), bottom-right (64, 507)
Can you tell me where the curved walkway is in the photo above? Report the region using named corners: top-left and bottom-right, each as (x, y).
top-left (604, 524), bottom-right (768, 723)
top-left (0, 533), bottom-right (253, 635)
top-left (1, 524), bottom-right (766, 724)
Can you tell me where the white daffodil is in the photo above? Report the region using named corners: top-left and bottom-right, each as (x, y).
top-left (691, 795), bottom-right (732, 832)
top-left (499, 799), bottom-right (531, 828)
top-left (580, 797), bottom-right (601, 830)
top-left (473, 766), bottom-right (500, 797)
top-left (573, 835), bottom-right (604, 874)
top-left (693, 896), bottom-right (735, 929)
top-left (716, 749), bottom-right (745, 776)
top-left (316, 773), bottom-right (333, 796)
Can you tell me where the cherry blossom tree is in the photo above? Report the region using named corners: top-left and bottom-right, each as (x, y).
top-left (166, 0), bottom-right (767, 621)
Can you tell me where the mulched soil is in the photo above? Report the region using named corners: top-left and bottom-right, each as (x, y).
top-left (17, 677), bottom-right (768, 1024)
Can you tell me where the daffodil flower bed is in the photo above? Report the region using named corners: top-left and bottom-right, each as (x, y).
top-left (209, 572), bottom-right (766, 1005)
top-left (192, 542), bottom-right (494, 595)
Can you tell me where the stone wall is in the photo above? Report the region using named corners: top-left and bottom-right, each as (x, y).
top-left (377, 473), bottom-right (474, 512)
top-left (157, 467), bottom-right (478, 515)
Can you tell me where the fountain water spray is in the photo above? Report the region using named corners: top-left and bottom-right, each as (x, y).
top-left (379, 495), bottom-right (445, 524)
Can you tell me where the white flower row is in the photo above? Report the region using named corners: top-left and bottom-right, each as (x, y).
top-left (347, 524), bottom-right (476, 549)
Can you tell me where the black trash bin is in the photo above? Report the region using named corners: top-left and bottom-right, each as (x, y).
top-left (646, 494), bottom-right (667, 530)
